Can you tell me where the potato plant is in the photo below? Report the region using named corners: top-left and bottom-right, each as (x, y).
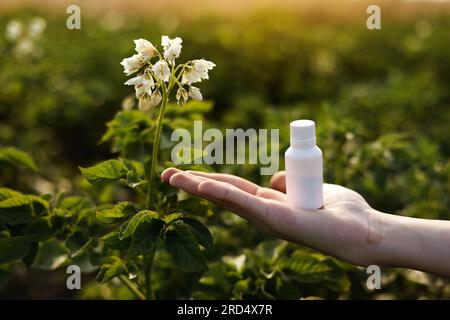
top-left (0, 36), bottom-right (219, 299)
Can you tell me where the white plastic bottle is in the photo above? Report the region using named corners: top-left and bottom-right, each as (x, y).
top-left (285, 120), bottom-right (324, 210)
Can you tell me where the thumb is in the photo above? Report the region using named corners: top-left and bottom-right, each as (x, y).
top-left (270, 171), bottom-right (286, 193)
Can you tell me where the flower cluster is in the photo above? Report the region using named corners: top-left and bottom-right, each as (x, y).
top-left (121, 36), bottom-right (215, 110)
top-left (5, 17), bottom-right (46, 58)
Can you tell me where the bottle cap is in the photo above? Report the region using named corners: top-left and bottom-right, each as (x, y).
top-left (290, 119), bottom-right (316, 148)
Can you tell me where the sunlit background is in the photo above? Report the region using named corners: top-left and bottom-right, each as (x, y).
top-left (0, 0), bottom-right (449, 299)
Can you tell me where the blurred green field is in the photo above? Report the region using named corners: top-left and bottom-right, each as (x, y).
top-left (0, 3), bottom-right (449, 299)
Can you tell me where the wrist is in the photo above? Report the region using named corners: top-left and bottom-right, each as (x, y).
top-left (371, 211), bottom-right (421, 269)
top-left (360, 207), bottom-right (392, 266)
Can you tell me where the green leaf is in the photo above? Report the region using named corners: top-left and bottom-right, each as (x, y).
top-left (23, 217), bottom-right (54, 241)
top-left (321, 258), bottom-right (351, 293)
top-left (100, 111), bottom-right (151, 160)
top-left (280, 251), bottom-right (332, 283)
top-left (233, 278), bottom-right (252, 298)
top-left (119, 210), bottom-right (159, 240)
top-left (32, 239), bottom-right (68, 270)
top-left (22, 241), bottom-right (38, 267)
top-left (178, 198), bottom-right (213, 217)
top-left (101, 110), bottom-right (151, 144)
top-left (77, 208), bottom-right (96, 224)
top-left (96, 202), bottom-right (139, 224)
top-left (59, 196), bottom-right (91, 213)
top-left (0, 147), bottom-right (38, 172)
top-left (0, 195), bottom-right (49, 225)
top-left (103, 230), bottom-right (131, 250)
top-left (96, 257), bottom-right (126, 284)
top-left (126, 171), bottom-right (146, 189)
top-left (164, 213), bottom-right (184, 225)
top-left (183, 218), bottom-right (213, 250)
top-left (66, 230), bottom-right (89, 257)
top-left (123, 159), bottom-right (146, 188)
top-left (122, 159), bottom-right (145, 176)
top-left (0, 236), bottom-right (32, 264)
top-left (164, 220), bottom-right (208, 272)
top-left (275, 277), bottom-right (301, 299)
top-left (128, 214), bottom-right (164, 258)
top-left (0, 188), bottom-right (22, 201)
top-left (79, 159), bottom-right (128, 185)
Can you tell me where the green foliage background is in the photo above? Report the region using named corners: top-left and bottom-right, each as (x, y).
top-left (0, 8), bottom-right (449, 299)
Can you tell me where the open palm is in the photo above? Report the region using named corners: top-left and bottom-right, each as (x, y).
top-left (162, 168), bottom-right (385, 267)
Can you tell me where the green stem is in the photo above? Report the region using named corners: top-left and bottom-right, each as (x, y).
top-left (144, 248), bottom-right (157, 300)
top-left (118, 275), bottom-right (145, 300)
top-left (146, 86), bottom-right (168, 209)
top-left (144, 85), bottom-right (168, 300)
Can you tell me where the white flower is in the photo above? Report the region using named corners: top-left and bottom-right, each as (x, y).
top-left (120, 54), bottom-right (144, 76)
top-left (152, 60), bottom-right (171, 82)
top-left (139, 96), bottom-right (152, 111)
top-left (15, 38), bottom-right (34, 57)
top-left (134, 38), bottom-right (157, 58)
top-left (176, 86), bottom-right (188, 101)
top-left (6, 20), bottom-right (23, 40)
top-left (182, 59), bottom-right (216, 84)
top-left (124, 75), bottom-right (154, 98)
top-left (189, 86), bottom-right (202, 101)
top-left (176, 86), bottom-right (189, 107)
top-left (150, 90), bottom-right (163, 107)
top-left (161, 36), bottom-right (182, 63)
top-left (27, 17), bottom-right (46, 39)
top-left (121, 35), bottom-right (215, 109)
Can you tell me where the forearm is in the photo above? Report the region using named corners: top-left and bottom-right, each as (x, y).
top-left (375, 211), bottom-right (450, 277)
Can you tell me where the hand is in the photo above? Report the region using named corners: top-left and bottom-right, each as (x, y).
top-left (161, 168), bottom-right (385, 267)
top-left (162, 168), bottom-right (450, 276)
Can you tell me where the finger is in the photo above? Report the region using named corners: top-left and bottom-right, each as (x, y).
top-left (270, 171), bottom-right (286, 193)
top-left (197, 179), bottom-right (277, 231)
top-left (168, 171), bottom-right (247, 215)
top-left (168, 171), bottom-right (205, 196)
top-left (187, 170), bottom-right (286, 202)
top-left (197, 180), bottom-right (306, 238)
top-left (197, 179), bottom-right (277, 224)
top-left (255, 187), bottom-right (287, 202)
top-left (168, 172), bottom-right (274, 233)
top-left (161, 167), bottom-right (182, 182)
top-left (168, 172), bottom-right (237, 211)
top-left (186, 170), bottom-right (258, 194)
